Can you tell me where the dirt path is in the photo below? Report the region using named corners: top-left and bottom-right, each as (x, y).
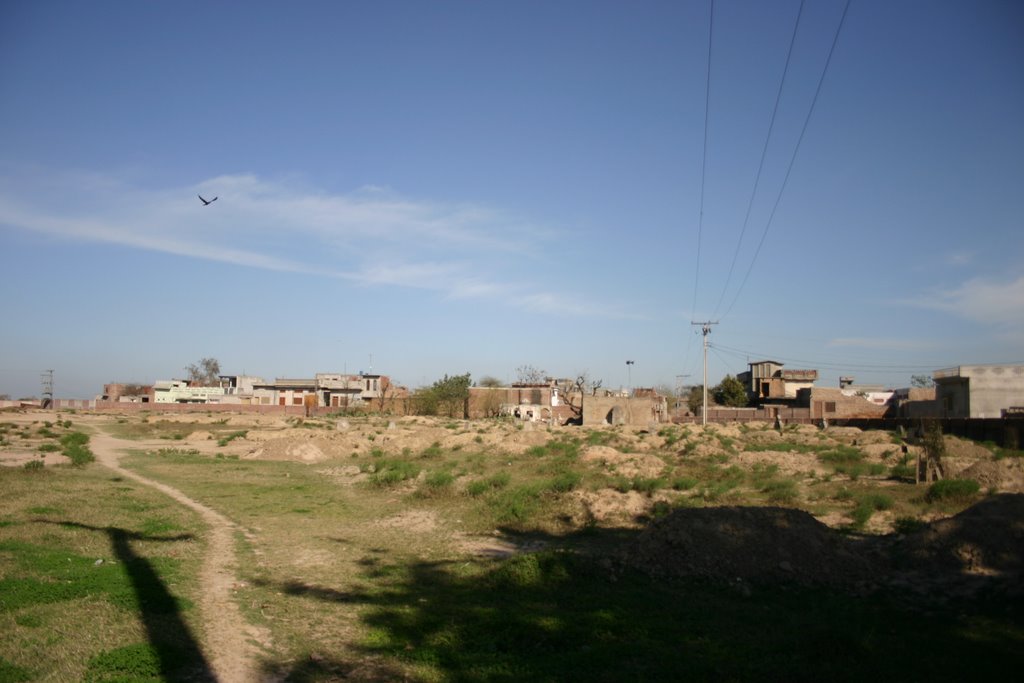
top-left (88, 429), bottom-right (270, 683)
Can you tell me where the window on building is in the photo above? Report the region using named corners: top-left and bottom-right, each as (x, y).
top-left (824, 402), bottom-right (836, 413)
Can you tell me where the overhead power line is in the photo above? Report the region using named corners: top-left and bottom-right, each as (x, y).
top-left (709, 341), bottom-right (950, 372)
top-left (721, 0), bottom-right (852, 320)
top-left (713, 0), bottom-right (806, 318)
top-left (690, 0), bottom-right (715, 321)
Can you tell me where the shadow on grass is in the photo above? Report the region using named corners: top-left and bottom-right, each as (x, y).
top-left (256, 521), bottom-right (1023, 682)
top-left (39, 520), bottom-right (214, 681)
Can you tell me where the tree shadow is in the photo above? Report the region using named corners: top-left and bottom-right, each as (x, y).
top-left (38, 519), bottom-right (214, 681)
top-left (249, 516), bottom-right (1023, 682)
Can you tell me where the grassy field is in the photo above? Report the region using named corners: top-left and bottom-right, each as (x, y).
top-left (0, 450), bottom-right (208, 681)
top-left (1, 412), bottom-right (1022, 681)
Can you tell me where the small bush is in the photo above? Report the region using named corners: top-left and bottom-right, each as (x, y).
top-left (37, 443), bottom-right (60, 453)
top-left (425, 470), bottom-right (455, 489)
top-left (630, 477), bottom-right (667, 495)
top-left (671, 477), bottom-right (699, 491)
top-left (544, 470), bottom-right (582, 493)
top-left (466, 472), bottom-right (511, 497)
top-left (217, 430), bottom-right (247, 447)
top-left (926, 479), bottom-right (980, 503)
top-left (370, 460), bottom-right (421, 487)
top-left (850, 493), bottom-right (893, 528)
top-left (420, 442), bottom-right (444, 458)
top-left (761, 478), bottom-right (798, 503)
top-left (23, 460), bottom-right (45, 472)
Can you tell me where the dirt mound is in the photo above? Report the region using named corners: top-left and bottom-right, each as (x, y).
top-left (943, 435), bottom-right (995, 460)
top-left (571, 489), bottom-right (656, 525)
top-left (617, 496), bottom-right (1024, 593)
top-left (958, 459), bottom-right (1024, 492)
top-left (890, 494), bottom-right (1024, 578)
top-left (580, 446), bottom-right (666, 479)
top-left (622, 505), bottom-right (874, 587)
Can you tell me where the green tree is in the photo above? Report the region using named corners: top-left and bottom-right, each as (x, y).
top-left (430, 373), bottom-right (472, 418)
top-left (910, 374), bottom-right (935, 389)
top-left (712, 375), bottom-right (748, 408)
top-left (478, 376), bottom-right (504, 388)
top-left (686, 385), bottom-right (704, 414)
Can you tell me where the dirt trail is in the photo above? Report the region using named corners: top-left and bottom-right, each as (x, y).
top-left (87, 429), bottom-right (270, 683)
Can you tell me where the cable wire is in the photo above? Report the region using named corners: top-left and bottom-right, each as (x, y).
top-left (713, 0), bottom-right (806, 318)
top-left (690, 0), bottom-right (715, 321)
top-left (721, 0), bottom-right (852, 320)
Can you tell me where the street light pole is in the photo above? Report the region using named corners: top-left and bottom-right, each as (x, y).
top-left (625, 360), bottom-right (634, 396)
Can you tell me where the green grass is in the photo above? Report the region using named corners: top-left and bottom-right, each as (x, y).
top-left (216, 430), bottom-right (248, 447)
top-left (761, 478), bottom-right (799, 504)
top-left (370, 460), bottom-right (422, 487)
top-left (466, 471), bottom-right (511, 497)
top-left (926, 479), bottom-right (981, 503)
top-left (0, 463), bottom-right (205, 681)
top-left (355, 549), bottom-right (1024, 682)
top-left (850, 493), bottom-right (894, 528)
top-left (818, 446), bottom-right (884, 480)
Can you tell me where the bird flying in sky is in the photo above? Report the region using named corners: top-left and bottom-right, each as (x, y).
top-left (198, 194), bottom-right (218, 206)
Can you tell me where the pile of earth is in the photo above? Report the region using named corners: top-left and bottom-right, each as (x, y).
top-left (888, 494), bottom-right (1024, 578)
top-left (621, 505), bottom-right (876, 587)
top-left (619, 495), bottom-right (1024, 592)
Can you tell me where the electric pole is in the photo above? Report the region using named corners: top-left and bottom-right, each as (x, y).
top-left (691, 322), bottom-right (717, 425)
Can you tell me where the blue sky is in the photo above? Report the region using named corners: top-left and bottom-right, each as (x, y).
top-left (1, 0), bottom-right (1022, 399)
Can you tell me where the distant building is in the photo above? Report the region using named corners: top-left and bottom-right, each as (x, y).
top-left (933, 364), bottom-right (1024, 418)
top-left (153, 380), bottom-right (226, 404)
top-left (737, 360), bottom-right (818, 402)
top-left (251, 373), bottom-right (392, 408)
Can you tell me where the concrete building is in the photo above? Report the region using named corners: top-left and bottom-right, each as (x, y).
top-left (153, 380), bottom-right (226, 404)
top-left (933, 364), bottom-right (1024, 418)
top-left (737, 360), bottom-right (818, 402)
top-left (251, 373), bottom-right (391, 408)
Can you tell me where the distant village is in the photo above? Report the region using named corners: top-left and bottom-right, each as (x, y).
top-left (46, 361), bottom-right (1018, 429)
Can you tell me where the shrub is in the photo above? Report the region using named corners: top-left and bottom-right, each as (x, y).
top-left (420, 442), bottom-right (444, 458)
top-left (216, 430), bottom-right (247, 447)
top-left (630, 477), bottom-right (666, 495)
top-left (761, 478), bottom-right (798, 503)
top-left (544, 470), bottom-right (582, 493)
top-left (488, 485), bottom-right (543, 524)
top-left (37, 443), bottom-right (60, 453)
top-left (466, 472), bottom-right (511, 497)
top-left (671, 477), bottom-right (698, 491)
top-left (370, 460), bottom-right (421, 487)
top-left (23, 459), bottom-right (45, 472)
top-left (926, 479), bottom-right (980, 503)
top-left (850, 493), bottom-right (893, 529)
top-left (425, 470), bottom-right (455, 488)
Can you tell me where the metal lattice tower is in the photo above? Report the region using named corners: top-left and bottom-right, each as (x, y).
top-left (41, 369), bottom-right (54, 409)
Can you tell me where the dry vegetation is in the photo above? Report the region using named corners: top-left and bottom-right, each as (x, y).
top-left (1, 409), bottom-right (1022, 681)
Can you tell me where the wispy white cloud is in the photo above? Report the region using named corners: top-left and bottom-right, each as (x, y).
top-left (0, 168), bottom-right (615, 318)
top-left (902, 275), bottom-right (1024, 326)
top-left (944, 250), bottom-right (976, 266)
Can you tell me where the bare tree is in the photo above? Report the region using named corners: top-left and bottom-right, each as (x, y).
top-left (558, 373), bottom-right (603, 423)
top-left (515, 365), bottom-right (547, 384)
top-left (478, 376), bottom-right (504, 388)
top-left (186, 357), bottom-right (221, 386)
top-left (376, 377), bottom-right (395, 413)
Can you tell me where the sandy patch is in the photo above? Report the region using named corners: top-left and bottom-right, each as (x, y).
top-left (375, 509), bottom-right (439, 533)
